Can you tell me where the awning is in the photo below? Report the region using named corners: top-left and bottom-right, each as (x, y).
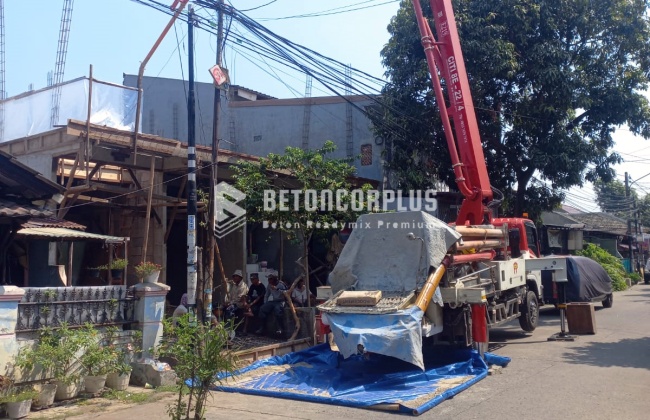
top-left (16, 227), bottom-right (127, 243)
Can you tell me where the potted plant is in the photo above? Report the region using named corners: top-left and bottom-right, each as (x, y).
top-left (78, 324), bottom-right (118, 394)
top-left (135, 261), bottom-right (162, 283)
top-left (86, 266), bottom-right (102, 278)
top-left (108, 258), bottom-right (128, 279)
top-left (13, 329), bottom-right (59, 408)
top-left (105, 329), bottom-right (140, 391)
top-left (0, 385), bottom-right (38, 419)
top-left (105, 362), bottom-right (132, 391)
top-left (40, 324), bottom-right (86, 401)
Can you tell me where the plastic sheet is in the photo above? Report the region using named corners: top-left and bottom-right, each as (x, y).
top-left (329, 211), bottom-right (461, 296)
top-left (323, 306), bottom-right (425, 369)
top-left (214, 344), bottom-right (510, 416)
top-left (1, 77), bottom-right (138, 143)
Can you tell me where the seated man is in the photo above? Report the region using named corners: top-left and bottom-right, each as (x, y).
top-left (243, 273), bottom-right (266, 333)
top-left (224, 269), bottom-right (248, 329)
top-left (255, 273), bottom-right (287, 336)
top-left (291, 278), bottom-right (314, 307)
top-left (172, 293), bottom-right (188, 326)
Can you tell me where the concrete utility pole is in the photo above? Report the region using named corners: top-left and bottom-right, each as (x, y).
top-left (187, 6), bottom-right (198, 322)
top-left (625, 172), bottom-right (633, 272)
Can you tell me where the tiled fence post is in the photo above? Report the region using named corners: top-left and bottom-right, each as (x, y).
top-left (132, 282), bottom-right (170, 357)
top-left (0, 286), bottom-right (25, 375)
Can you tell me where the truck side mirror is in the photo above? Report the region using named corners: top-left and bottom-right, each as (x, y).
top-left (509, 229), bottom-right (521, 258)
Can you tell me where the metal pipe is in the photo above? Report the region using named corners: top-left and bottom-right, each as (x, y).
top-left (132, 0), bottom-right (189, 162)
top-left (85, 65), bottom-right (93, 184)
top-left (455, 226), bottom-right (504, 238)
top-left (415, 255), bottom-right (452, 312)
top-left (450, 251), bottom-right (496, 265)
top-left (456, 240), bottom-right (503, 250)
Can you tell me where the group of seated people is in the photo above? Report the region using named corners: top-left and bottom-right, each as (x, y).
top-left (223, 269), bottom-right (314, 336)
top-left (172, 269), bottom-right (314, 337)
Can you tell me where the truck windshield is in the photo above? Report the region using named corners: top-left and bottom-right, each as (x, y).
top-left (524, 222), bottom-right (539, 257)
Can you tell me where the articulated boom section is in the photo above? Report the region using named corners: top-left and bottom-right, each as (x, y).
top-left (412, 0), bottom-right (492, 225)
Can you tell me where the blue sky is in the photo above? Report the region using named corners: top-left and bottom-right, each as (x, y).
top-left (3, 0), bottom-right (649, 210)
top-left (3, 0), bottom-right (400, 99)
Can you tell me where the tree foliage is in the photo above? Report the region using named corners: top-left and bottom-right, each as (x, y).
top-left (372, 0), bottom-right (650, 219)
top-left (233, 141), bottom-right (372, 287)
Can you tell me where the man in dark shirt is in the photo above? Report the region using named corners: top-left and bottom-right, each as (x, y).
top-left (247, 273), bottom-right (266, 315)
top-left (242, 273), bottom-right (266, 333)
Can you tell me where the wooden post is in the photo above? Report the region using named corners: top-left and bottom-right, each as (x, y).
top-left (141, 156), bottom-right (156, 263)
top-left (67, 242), bottom-right (74, 287)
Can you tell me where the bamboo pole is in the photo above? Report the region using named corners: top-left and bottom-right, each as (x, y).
top-left (283, 275), bottom-right (305, 342)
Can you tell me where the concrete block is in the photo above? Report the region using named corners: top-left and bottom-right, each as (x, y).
top-left (130, 362), bottom-right (178, 388)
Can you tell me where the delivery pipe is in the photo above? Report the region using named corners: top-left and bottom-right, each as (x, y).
top-left (415, 255), bottom-right (452, 312)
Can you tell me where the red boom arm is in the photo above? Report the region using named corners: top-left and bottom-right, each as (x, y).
top-left (412, 0), bottom-right (493, 225)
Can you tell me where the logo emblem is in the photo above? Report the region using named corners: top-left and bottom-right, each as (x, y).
top-left (214, 182), bottom-right (246, 238)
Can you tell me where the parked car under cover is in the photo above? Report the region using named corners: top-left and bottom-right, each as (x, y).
top-left (541, 256), bottom-right (614, 308)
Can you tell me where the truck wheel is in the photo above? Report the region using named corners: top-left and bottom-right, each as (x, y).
top-left (518, 291), bottom-right (538, 332)
top-left (602, 293), bottom-right (613, 308)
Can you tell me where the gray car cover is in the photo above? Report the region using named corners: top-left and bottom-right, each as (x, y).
top-left (542, 256), bottom-right (612, 303)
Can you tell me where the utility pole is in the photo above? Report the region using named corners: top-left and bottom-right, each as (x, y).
top-left (186, 6), bottom-right (198, 323)
top-left (207, 0), bottom-right (225, 324)
top-left (634, 198), bottom-right (639, 271)
top-left (625, 172), bottom-right (633, 273)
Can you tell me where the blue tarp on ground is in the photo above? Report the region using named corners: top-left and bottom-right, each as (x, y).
top-left (213, 344), bottom-right (510, 415)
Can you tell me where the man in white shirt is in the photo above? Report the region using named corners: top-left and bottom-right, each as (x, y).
top-left (291, 278), bottom-right (313, 307)
top-left (225, 270), bottom-right (248, 323)
top-left (172, 293), bottom-right (188, 326)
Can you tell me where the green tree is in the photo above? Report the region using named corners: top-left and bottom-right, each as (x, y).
top-left (373, 0), bottom-right (650, 219)
top-left (233, 141), bottom-right (372, 294)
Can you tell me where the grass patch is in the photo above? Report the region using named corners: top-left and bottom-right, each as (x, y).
top-left (154, 384), bottom-right (190, 395)
top-left (102, 389), bottom-right (151, 404)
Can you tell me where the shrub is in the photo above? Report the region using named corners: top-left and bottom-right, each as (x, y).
top-left (79, 324), bottom-right (119, 377)
top-left (155, 315), bottom-right (237, 420)
top-left (576, 243), bottom-right (627, 291)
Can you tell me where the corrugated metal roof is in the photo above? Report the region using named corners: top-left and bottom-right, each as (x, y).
top-left (0, 150), bottom-right (64, 199)
top-left (0, 198), bottom-right (54, 218)
top-left (21, 217), bottom-right (86, 230)
top-left (16, 227), bottom-right (127, 243)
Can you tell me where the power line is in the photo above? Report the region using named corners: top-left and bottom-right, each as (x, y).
top-left (256, 0), bottom-right (399, 21)
top-left (238, 0), bottom-right (277, 13)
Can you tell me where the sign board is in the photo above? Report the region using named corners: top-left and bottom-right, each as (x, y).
top-left (208, 65), bottom-right (230, 89)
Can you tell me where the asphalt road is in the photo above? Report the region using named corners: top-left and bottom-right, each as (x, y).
top-left (79, 283), bottom-right (650, 420)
